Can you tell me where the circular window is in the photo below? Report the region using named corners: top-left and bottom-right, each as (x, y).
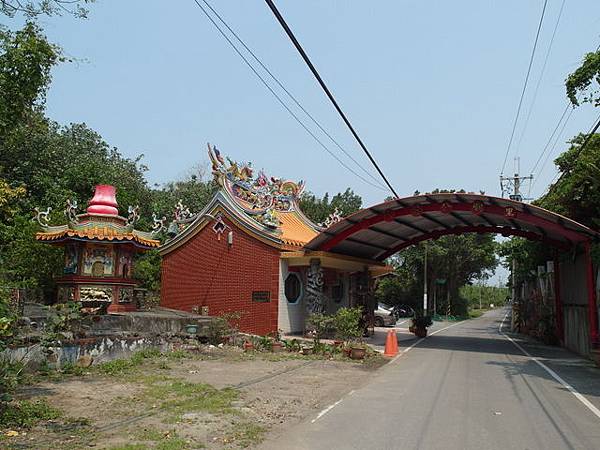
top-left (285, 273), bottom-right (302, 303)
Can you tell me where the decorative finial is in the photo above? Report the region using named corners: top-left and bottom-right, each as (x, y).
top-left (33, 207), bottom-right (52, 228)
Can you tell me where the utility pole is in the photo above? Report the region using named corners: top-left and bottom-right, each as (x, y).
top-left (500, 157), bottom-right (534, 201)
top-left (423, 244), bottom-right (428, 316)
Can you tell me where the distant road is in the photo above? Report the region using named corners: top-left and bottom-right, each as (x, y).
top-left (260, 309), bottom-right (600, 450)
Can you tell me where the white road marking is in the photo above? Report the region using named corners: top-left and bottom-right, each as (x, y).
top-left (499, 309), bottom-right (600, 420)
top-left (311, 320), bottom-right (464, 423)
top-left (312, 399), bottom-right (344, 423)
top-left (391, 321), bottom-right (464, 362)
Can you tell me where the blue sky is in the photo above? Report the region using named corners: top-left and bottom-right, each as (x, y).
top-left (13, 0), bottom-right (597, 205)
top-left (5, 0), bottom-right (600, 283)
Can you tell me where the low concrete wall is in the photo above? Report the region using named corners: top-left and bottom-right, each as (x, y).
top-left (5, 336), bottom-right (174, 369)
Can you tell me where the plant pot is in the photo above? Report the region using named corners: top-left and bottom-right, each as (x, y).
top-left (414, 327), bottom-right (427, 338)
top-left (271, 341), bottom-right (284, 353)
top-left (243, 341), bottom-right (254, 352)
top-left (185, 324), bottom-right (198, 335)
top-left (333, 340), bottom-right (343, 347)
top-left (300, 346), bottom-right (313, 355)
top-left (350, 346), bottom-right (366, 360)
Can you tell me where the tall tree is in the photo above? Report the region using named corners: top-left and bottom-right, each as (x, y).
top-left (299, 188), bottom-right (362, 224)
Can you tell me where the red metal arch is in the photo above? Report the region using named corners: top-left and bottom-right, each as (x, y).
top-left (376, 225), bottom-right (569, 261)
top-left (318, 199), bottom-right (590, 254)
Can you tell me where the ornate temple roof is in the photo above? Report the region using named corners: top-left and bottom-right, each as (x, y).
top-left (35, 185), bottom-right (160, 249)
top-left (208, 144), bottom-right (319, 248)
top-left (159, 145), bottom-right (322, 254)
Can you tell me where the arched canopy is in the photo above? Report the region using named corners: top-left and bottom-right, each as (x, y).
top-left (305, 193), bottom-right (598, 261)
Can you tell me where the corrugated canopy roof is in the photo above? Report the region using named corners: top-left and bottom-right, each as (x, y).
top-left (305, 193), bottom-right (598, 261)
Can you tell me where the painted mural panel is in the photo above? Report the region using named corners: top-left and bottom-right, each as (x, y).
top-left (82, 245), bottom-right (114, 276)
top-left (64, 244), bottom-right (79, 274)
top-left (117, 251), bottom-right (132, 278)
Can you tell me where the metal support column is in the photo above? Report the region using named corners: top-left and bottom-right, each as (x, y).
top-left (585, 241), bottom-right (598, 347)
top-left (553, 252), bottom-right (564, 343)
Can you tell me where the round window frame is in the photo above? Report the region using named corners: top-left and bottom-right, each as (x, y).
top-left (284, 272), bottom-right (303, 304)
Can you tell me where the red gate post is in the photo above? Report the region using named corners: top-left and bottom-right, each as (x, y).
top-left (585, 240), bottom-right (599, 348)
top-left (554, 252), bottom-right (564, 343)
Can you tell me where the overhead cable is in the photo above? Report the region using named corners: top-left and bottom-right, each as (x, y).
top-left (500, 0), bottom-right (549, 175)
top-left (530, 102), bottom-right (571, 175)
top-left (191, 0), bottom-right (388, 191)
top-left (516, 0), bottom-right (567, 153)
top-left (263, 0), bottom-right (399, 198)
top-left (543, 111), bottom-right (600, 195)
top-left (199, 0), bottom-right (386, 189)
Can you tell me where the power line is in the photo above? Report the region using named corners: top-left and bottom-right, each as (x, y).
top-left (543, 111), bottom-right (600, 195)
top-left (500, 0), bottom-right (549, 175)
top-left (199, 0), bottom-right (386, 189)
top-left (263, 0), bottom-right (399, 198)
top-left (191, 0), bottom-right (388, 192)
top-left (529, 105), bottom-right (572, 192)
top-left (530, 102), bottom-right (571, 174)
top-left (516, 0), bottom-right (567, 153)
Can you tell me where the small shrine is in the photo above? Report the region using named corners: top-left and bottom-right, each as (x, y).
top-left (35, 185), bottom-right (160, 313)
top-left (158, 145), bottom-right (391, 335)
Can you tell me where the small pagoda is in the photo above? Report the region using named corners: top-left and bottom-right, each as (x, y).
top-left (35, 185), bottom-right (160, 313)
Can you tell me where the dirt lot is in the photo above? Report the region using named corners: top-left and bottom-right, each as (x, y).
top-left (1, 346), bottom-right (387, 449)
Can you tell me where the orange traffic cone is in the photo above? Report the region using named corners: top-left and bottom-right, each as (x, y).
top-left (384, 329), bottom-right (398, 357)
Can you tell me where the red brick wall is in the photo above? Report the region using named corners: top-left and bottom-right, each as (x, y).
top-left (161, 216), bottom-right (280, 335)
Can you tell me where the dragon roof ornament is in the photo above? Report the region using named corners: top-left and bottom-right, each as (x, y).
top-left (208, 143), bottom-right (305, 216)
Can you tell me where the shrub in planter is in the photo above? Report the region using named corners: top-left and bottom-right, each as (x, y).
top-left (410, 315), bottom-right (433, 338)
top-left (332, 307), bottom-right (363, 345)
top-left (349, 342), bottom-right (367, 360)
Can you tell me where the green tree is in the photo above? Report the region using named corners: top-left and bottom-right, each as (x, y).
top-left (566, 49), bottom-right (600, 107)
top-left (377, 234), bottom-right (498, 317)
top-left (1, 0), bottom-right (93, 19)
top-left (299, 188), bottom-right (362, 224)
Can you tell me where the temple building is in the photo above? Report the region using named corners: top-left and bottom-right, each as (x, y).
top-left (159, 145), bottom-right (391, 335)
top-left (35, 185), bottom-right (160, 313)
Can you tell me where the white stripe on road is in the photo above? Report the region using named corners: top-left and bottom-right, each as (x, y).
top-left (311, 398), bottom-right (344, 423)
top-left (499, 309), bottom-right (600, 420)
top-left (391, 320), bottom-right (464, 362)
top-left (311, 320), bottom-right (464, 423)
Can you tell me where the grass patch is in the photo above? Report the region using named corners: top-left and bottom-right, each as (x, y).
top-left (222, 422), bottom-right (265, 448)
top-left (108, 445), bottom-right (147, 450)
top-left (0, 399), bottom-right (62, 428)
top-left (143, 378), bottom-right (239, 419)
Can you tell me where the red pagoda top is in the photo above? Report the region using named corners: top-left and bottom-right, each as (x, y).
top-left (86, 184), bottom-right (119, 215)
top-left (34, 185), bottom-right (159, 249)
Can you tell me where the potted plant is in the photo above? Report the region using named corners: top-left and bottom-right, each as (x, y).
top-left (410, 315), bottom-right (433, 338)
top-left (243, 340), bottom-right (254, 352)
top-left (349, 342), bottom-right (367, 360)
top-left (268, 329), bottom-right (284, 352)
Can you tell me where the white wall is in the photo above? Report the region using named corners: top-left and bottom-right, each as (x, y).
top-left (278, 259), bottom-right (305, 334)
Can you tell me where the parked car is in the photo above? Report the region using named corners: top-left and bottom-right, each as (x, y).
top-left (374, 303), bottom-right (397, 327)
top-left (392, 304), bottom-right (416, 319)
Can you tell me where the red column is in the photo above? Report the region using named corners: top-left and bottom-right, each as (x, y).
top-left (585, 240), bottom-right (598, 348)
top-left (554, 252), bottom-right (564, 343)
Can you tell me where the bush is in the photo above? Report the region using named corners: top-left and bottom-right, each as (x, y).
top-left (332, 307), bottom-right (363, 343)
top-left (306, 313), bottom-right (334, 343)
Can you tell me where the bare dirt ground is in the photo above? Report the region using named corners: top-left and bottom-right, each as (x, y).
top-left (2, 346), bottom-right (387, 449)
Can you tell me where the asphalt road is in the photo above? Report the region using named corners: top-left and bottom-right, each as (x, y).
top-left (260, 309), bottom-right (600, 450)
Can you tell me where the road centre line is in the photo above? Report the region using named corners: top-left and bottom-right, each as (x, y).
top-left (391, 320), bottom-right (465, 363)
top-left (499, 310), bottom-right (600, 420)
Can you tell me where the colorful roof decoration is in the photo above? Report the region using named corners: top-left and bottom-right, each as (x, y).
top-left (159, 145), bottom-right (321, 253)
top-left (207, 144), bottom-right (318, 247)
top-left (35, 185), bottom-right (160, 249)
